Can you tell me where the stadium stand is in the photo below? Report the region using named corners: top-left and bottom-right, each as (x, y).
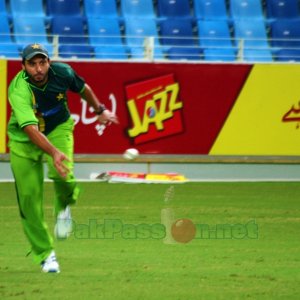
top-left (0, 43), bottom-right (20, 58)
top-left (159, 18), bottom-right (196, 46)
top-left (229, 0), bottom-right (265, 20)
top-left (0, 0), bottom-right (299, 61)
top-left (13, 17), bottom-right (50, 47)
top-left (266, 0), bottom-right (300, 20)
top-left (124, 18), bottom-right (164, 59)
top-left (10, 0), bottom-right (45, 17)
top-left (59, 44), bottom-right (94, 58)
top-left (167, 46), bottom-right (202, 60)
top-left (0, 0), bottom-right (9, 19)
top-left (234, 19), bottom-right (273, 61)
top-left (194, 0), bottom-right (228, 20)
top-left (87, 18), bottom-right (129, 59)
top-left (51, 16), bottom-right (87, 44)
top-left (270, 19), bottom-right (300, 61)
top-left (121, 0), bottom-right (156, 19)
top-left (157, 0), bottom-right (193, 20)
top-left (197, 20), bottom-right (236, 61)
top-left (83, 0), bottom-right (119, 19)
top-left (46, 0), bottom-right (81, 17)
top-left (0, 16), bottom-right (13, 43)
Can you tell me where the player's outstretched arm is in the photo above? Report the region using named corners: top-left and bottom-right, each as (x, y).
top-left (80, 84), bottom-right (119, 125)
top-left (23, 125), bottom-right (70, 178)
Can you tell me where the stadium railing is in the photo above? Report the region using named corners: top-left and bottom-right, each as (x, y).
top-left (1, 32), bottom-right (300, 62)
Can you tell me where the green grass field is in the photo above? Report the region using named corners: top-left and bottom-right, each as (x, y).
top-left (0, 181), bottom-right (300, 299)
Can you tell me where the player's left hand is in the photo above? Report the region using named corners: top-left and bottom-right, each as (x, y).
top-left (97, 110), bottom-right (119, 125)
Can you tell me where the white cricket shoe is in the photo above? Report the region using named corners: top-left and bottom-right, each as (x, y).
top-left (54, 206), bottom-right (73, 239)
top-left (41, 251), bottom-right (60, 273)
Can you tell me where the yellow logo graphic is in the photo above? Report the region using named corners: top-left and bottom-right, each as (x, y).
top-left (56, 93), bottom-right (64, 101)
top-left (125, 73), bottom-right (184, 145)
top-left (32, 43), bottom-right (41, 49)
top-left (282, 101), bottom-right (300, 129)
top-left (127, 83), bottom-right (182, 138)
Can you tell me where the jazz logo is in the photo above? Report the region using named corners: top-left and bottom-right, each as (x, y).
top-left (125, 74), bottom-right (184, 144)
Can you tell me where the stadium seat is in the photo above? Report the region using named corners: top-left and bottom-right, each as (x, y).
top-left (229, 0), bottom-right (264, 20)
top-left (194, 0), bottom-right (228, 20)
top-left (198, 20), bottom-right (236, 61)
top-left (46, 0), bottom-right (81, 17)
top-left (234, 20), bottom-right (270, 49)
top-left (0, 16), bottom-right (13, 42)
top-left (51, 16), bottom-right (87, 44)
top-left (87, 18), bottom-right (129, 59)
top-left (274, 49), bottom-right (300, 61)
top-left (234, 20), bottom-right (273, 62)
top-left (203, 48), bottom-right (236, 61)
top-left (270, 19), bottom-right (300, 48)
top-left (83, 0), bottom-right (119, 19)
top-left (157, 0), bottom-right (192, 20)
top-left (10, 0), bottom-right (45, 17)
top-left (94, 46), bottom-right (129, 59)
top-left (124, 18), bottom-right (163, 58)
top-left (121, 0), bottom-right (156, 19)
top-left (159, 19), bottom-right (196, 47)
top-left (266, 0), bottom-right (300, 20)
top-left (13, 17), bottom-right (50, 47)
top-left (198, 20), bottom-right (234, 49)
top-left (0, 44), bottom-right (20, 58)
top-left (59, 44), bottom-right (94, 58)
top-left (238, 49), bottom-right (273, 61)
top-left (87, 18), bottom-right (124, 46)
top-left (167, 46), bottom-right (202, 60)
top-left (0, 0), bottom-right (8, 16)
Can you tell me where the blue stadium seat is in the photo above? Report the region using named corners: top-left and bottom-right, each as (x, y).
top-left (0, 0), bottom-right (8, 16)
top-left (198, 20), bottom-right (236, 61)
top-left (83, 0), bottom-right (119, 19)
top-left (234, 20), bottom-right (270, 48)
top-left (198, 20), bottom-right (234, 49)
top-left (51, 16), bottom-right (87, 44)
top-left (266, 0), bottom-right (300, 20)
top-left (239, 49), bottom-right (273, 61)
top-left (10, 0), bottom-right (45, 17)
top-left (274, 49), bottom-right (300, 61)
top-left (87, 18), bottom-right (129, 58)
top-left (87, 18), bottom-right (123, 46)
top-left (159, 19), bottom-right (196, 47)
top-left (234, 20), bottom-right (273, 61)
top-left (167, 46), bottom-right (202, 60)
top-left (59, 44), bottom-right (94, 58)
top-left (124, 18), bottom-right (163, 58)
top-left (0, 16), bottom-right (13, 42)
top-left (94, 46), bottom-right (129, 59)
top-left (121, 0), bottom-right (156, 19)
top-left (13, 17), bottom-right (50, 47)
top-left (229, 0), bottom-right (264, 20)
top-left (203, 48), bottom-right (236, 61)
top-left (157, 0), bottom-right (192, 20)
top-left (0, 44), bottom-right (20, 58)
top-left (194, 0), bottom-right (228, 20)
top-left (46, 0), bottom-right (81, 17)
top-left (270, 19), bottom-right (300, 48)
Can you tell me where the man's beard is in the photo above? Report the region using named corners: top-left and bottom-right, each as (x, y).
top-left (29, 73), bottom-right (48, 85)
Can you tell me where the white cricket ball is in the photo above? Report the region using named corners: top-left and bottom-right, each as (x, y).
top-left (123, 148), bottom-right (139, 160)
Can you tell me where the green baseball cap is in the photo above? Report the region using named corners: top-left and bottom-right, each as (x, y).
top-left (22, 43), bottom-right (49, 60)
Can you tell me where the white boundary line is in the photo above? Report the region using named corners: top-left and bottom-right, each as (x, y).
top-left (1, 178), bottom-right (300, 183)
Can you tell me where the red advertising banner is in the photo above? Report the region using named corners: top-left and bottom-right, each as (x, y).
top-left (6, 61), bottom-right (251, 154)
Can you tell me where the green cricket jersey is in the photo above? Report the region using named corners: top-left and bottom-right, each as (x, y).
top-left (7, 62), bottom-right (86, 142)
